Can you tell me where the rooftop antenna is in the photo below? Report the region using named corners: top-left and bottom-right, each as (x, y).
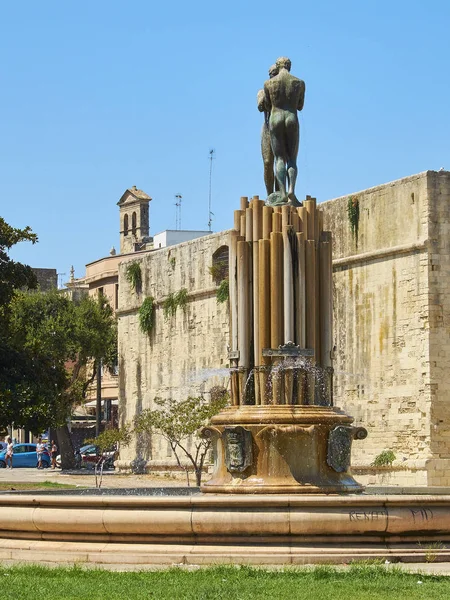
top-left (208, 148), bottom-right (215, 232)
top-left (174, 194), bottom-right (182, 230)
top-left (57, 272), bottom-right (66, 289)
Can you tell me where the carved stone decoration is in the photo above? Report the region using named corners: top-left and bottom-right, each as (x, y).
top-left (224, 426), bottom-right (253, 473)
top-left (327, 426), bottom-right (353, 473)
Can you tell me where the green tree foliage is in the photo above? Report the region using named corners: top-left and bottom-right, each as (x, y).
top-left (86, 424), bottom-right (132, 454)
top-left (8, 290), bottom-right (117, 422)
top-left (4, 290), bottom-right (117, 467)
top-left (0, 218), bottom-right (37, 311)
top-left (134, 391), bottom-right (228, 486)
top-left (0, 218), bottom-right (39, 431)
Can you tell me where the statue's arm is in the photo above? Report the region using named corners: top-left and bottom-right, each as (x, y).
top-left (297, 80), bottom-right (306, 112)
top-left (257, 89), bottom-right (265, 112)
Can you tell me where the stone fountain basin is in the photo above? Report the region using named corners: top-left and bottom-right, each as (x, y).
top-left (0, 491), bottom-right (450, 566)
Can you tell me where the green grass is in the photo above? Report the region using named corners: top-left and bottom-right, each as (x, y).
top-left (0, 481), bottom-right (81, 491)
top-left (0, 564), bottom-right (449, 600)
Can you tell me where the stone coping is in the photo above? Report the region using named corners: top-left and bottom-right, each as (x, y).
top-left (0, 493), bottom-right (448, 552)
top-left (0, 492), bottom-right (449, 508)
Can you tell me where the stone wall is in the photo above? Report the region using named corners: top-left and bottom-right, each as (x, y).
top-left (427, 172), bottom-right (450, 485)
top-left (322, 171), bottom-right (450, 486)
top-left (32, 268), bottom-right (57, 291)
top-left (117, 172), bottom-right (450, 485)
top-left (117, 231), bottom-right (230, 467)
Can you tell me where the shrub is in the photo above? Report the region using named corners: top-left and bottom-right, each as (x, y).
top-left (125, 261), bottom-right (142, 292)
top-left (371, 449), bottom-right (396, 467)
top-left (139, 297), bottom-right (155, 335)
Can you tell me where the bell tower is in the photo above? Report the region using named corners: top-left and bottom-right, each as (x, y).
top-left (117, 186), bottom-right (152, 254)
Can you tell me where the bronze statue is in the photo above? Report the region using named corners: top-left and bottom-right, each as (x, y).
top-left (262, 57), bottom-right (305, 206)
top-left (257, 64), bottom-right (278, 197)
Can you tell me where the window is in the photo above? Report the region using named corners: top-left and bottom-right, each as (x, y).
top-left (132, 212), bottom-right (137, 236)
top-left (123, 214), bottom-right (129, 235)
top-left (115, 284), bottom-right (119, 310)
top-left (210, 245), bottom-right (229, 284)
top-left (98, 287), bottom-right (104, 298)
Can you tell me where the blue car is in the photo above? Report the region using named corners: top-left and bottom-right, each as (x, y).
top-left (0, 443), bottom-right (51, 468)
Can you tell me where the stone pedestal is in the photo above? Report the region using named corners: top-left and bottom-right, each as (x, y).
top-left (201, 406), bottom-right (367, 494)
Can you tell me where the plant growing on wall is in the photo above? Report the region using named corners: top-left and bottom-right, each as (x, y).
top-left (134, 391), bottom-right (229, 486)
top-left (209, 260), bottom-right (228, 284)
top-left (216, 278), bottom-right (229, 304)
top-left (125, 261), bottom-right (142, 293)
top-left (163, 288), bottom-right (188, 319)
top-left (347, 195), bottom-right (360, 241)
top-left (371, 449), bottom-right (396, 467)
top-left (139, 296), bottom-right (155, 335)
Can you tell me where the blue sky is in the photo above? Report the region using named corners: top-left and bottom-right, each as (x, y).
top-left (2, 1), bottom-right (449, 283)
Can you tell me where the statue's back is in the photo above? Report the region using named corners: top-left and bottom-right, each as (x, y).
top-left (266, 71), bottom-right (304, 112)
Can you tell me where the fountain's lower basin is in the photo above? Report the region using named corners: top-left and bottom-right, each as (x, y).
top-left (1, 491), bottom-right (450, 566)
top-left (202, 405), bottom-right (367, 493)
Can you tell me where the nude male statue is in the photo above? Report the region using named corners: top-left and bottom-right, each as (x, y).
top-left (263, 57), bottom-right (305, 206)
top-left (257, 64), bottom-right (278, 197)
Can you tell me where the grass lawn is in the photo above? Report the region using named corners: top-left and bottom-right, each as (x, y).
top-left (0, 481), bottom-right (81, 491)
top-left (0, 564), bottom-right (449, 600)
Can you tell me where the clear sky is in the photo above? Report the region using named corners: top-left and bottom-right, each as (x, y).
top-left (2, 0), bottom-right (449, 283)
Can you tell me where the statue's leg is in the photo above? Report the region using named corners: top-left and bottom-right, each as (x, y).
top-left (286, 116), bottom-right (300, 205)
top-left (270, 120), bottom-right (287, 200)
top-left (261, 127), bottom-right (275, 196)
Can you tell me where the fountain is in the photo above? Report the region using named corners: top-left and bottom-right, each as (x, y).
top-left (201, 197), bottom-right (368, 493)
top-left (1, 58), bottom-right (450, 566)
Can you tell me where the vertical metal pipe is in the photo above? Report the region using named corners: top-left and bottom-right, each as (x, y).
top-left (229, 230), bottom-right (239, 406)
top-left (96, 359), bottom-right (102, 437)
top-left (296, 232), bottom-right (306, 405)
top-left (240, 214), bottom-right (246, 238)
top-left (234, 210), bottom-right (242, 232)
top-left (291, 210), bottom-right (300, 233)
top-left (320, 232), bottom-right (333, 405)
top-left (252, 201), bottom-right (263, 404)
top-left (263, 206), bottom-right (273, 240)
top-left (283, 226), bottom-right (294, 404)
top-left (245, 207), bottom-right (253, 242)
top-left (272, 211), bottom-right (282, 233)
top-left (283, 227), bottom-right (294, 344)
top-left (298, 206), bottom-right (307, 238)
top-left (305, 238), bottom-right (316, 404)
top-left (304, 199), bottom-right (316, 241)
top-left (237, 240), bottom-right (250, 405)
top-left (281, 205), bottom-right (290, 230)
top-left (270, 231), bottom-right (284, 404)
top-left (259, 239), bottom-right (271, 405)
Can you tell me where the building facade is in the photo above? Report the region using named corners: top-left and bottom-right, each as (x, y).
top-left (117, 171), bottom-right (450, 486)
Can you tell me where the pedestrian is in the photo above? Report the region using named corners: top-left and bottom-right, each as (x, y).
top-left (36, 436), bottom-right (45, 469)
top-left (5, 437), bottom-right (13, 469)
top-left (51, 440), bottom-right (58, 469)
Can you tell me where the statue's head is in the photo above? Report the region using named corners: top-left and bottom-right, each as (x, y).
top-left (275, 57), bottom-right (291, 72)
top-left (268, 64), bottom-right (279, 79)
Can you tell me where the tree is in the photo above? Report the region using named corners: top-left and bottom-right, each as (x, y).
top-left (134, 391), bottom-right (228, 486)
top-left (7, 290), bottom-right (117, 468)
top-left (0, 218), bottom-right (39, 434)
top-left (0, 217), bottom-right (37, 311)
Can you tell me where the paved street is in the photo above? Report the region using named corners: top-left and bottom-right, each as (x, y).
top-left (0, 467), bottom-right (185, 488)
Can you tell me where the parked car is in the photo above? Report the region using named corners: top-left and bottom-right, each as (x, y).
top-left (56, 444), bottom-right (116, 469)
top-left (0, 443), bottom-right (51, 468)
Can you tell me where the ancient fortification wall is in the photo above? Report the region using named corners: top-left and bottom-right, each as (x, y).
top-left (322, 171), bottom-right (450, 485)
top-left (117, 171), bottom-right (450, 485)
top-left (117, 231), bottom-right (230, 467)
